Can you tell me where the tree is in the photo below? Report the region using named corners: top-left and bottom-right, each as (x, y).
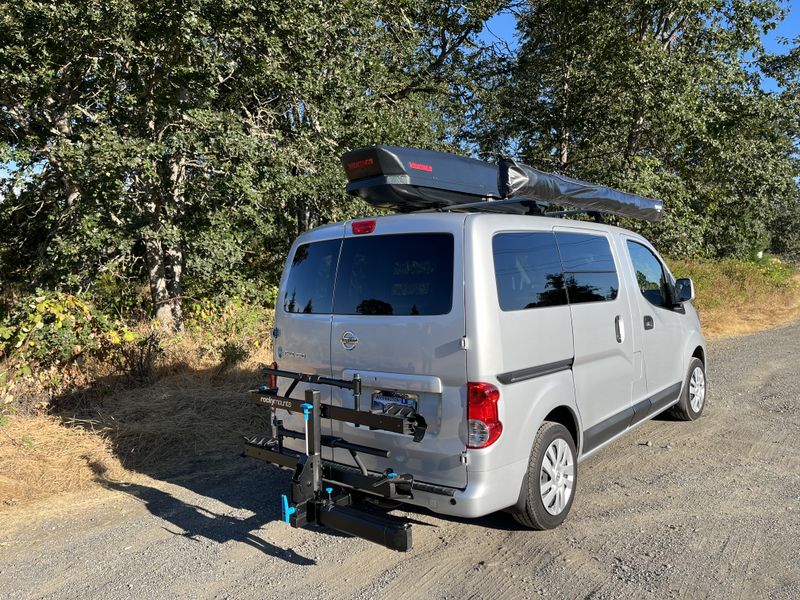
top-left (0, 0), bottom-right (502, 329)
top-left (462, 0), bottom-right (799, 258)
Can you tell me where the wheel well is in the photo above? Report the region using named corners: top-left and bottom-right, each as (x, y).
top-left (544, 406), bottom-right (580, 453)
top-left (692, 345), bottom-right (705, 364)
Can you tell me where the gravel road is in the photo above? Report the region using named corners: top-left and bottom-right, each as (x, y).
top-left (2, 323), bottom-right (799, 599)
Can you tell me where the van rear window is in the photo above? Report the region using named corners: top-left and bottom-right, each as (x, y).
top-left (333, 233), bottom-right (454, 316)
top-left (283, 239), bottom-right (341, 314)
top-left (283, 233), bottom-right (454, 316)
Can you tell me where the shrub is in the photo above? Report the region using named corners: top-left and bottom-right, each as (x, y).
top-left (0, 290), bottom-right (139, 412)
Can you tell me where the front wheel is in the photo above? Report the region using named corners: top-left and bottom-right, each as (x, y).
top-left (512, 421), bottom-right (577, 530)
top-left (669, 357), bottom-right (707, 421)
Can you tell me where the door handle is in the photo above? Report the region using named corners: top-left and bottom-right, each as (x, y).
top-left (643, 315), bottom-right (654, 330)
top-left (614, 315), bottom-right (624, 343)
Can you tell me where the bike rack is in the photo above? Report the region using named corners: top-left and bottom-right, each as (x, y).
top-left (244, 366), bottom-right (436, 552)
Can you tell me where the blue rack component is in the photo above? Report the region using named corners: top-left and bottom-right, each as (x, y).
top-left (281, 494), bottom-right (296, 524)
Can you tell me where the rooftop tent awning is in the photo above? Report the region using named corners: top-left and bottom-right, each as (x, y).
top-left (342, 145), bottom-right (502, 212)
top-left (498, 157), bottom-right (664, 222)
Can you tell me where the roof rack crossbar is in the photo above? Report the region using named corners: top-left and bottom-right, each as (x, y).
top-left (414, 197), bottom-right (549, 215)
top-left (545, 209), bottom-right (605, 223)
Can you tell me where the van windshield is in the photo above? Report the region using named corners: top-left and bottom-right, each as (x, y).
top-left (283, 233), bottom-right (454, 316)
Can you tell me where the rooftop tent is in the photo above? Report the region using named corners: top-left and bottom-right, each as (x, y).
top-left (341, 145), bottom-right (502, 211)
top-left (498, 157), bottom-right (664, 223)
top-left (341, 146), bottom-right (665, 222)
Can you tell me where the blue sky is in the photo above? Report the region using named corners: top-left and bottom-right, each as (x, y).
top-left (479, 3), bottom-right (800, 92)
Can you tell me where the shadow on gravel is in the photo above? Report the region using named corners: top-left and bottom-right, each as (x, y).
top-left (105, 473), bottom-right (318, 566)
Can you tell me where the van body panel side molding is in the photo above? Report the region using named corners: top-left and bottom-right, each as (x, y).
top-left (645, 382), bottom-right (683, 416)
top-left (497, 358), bottom-right (574, 385)
top-left (582, 381), bottom-right (683, 453)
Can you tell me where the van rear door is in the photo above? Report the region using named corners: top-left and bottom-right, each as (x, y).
top-left (329, 216), bottom-right (468, 489)
top-left (273, 225), bottom-right (344, 459)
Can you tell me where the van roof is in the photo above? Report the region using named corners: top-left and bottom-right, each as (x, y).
top-left (302, 211), bottom-right (646, 242)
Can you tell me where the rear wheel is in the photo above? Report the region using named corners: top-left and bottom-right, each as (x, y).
top-left (669, 357), bottom-right (707, 421)
top-left (512, 421), bottom-right (577, 530)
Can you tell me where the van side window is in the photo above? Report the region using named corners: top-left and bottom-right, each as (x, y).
top-left (333, 233), bottom-right (454, 316)
top-left (626, 241), bottom-right (672, 308)
top-left (492, 233), bottom-right (568, 311)
top-left (554, 232), bottom-right (619, 303)
top-left (283, 239), bottom-right (341, 314)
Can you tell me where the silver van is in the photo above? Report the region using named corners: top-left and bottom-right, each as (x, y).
top-left (246, 147), bottom-right (707, 549)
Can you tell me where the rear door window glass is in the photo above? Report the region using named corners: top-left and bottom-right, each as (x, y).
top-left (333, 233), bottom-right (454, 316)
top-left (492, 232), bottom-right (568, 311)
top-left (555, 232), bottom-right (619, 303)
top-left (283, 239), bottom-right (341, 314)
top-left (626, 241), bottom-right (672, 307)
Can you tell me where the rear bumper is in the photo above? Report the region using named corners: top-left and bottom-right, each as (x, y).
top-left (398, 457), bottom-right (529, 519)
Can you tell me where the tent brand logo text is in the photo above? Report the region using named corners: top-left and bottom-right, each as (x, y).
top-left (347, 158), bottom-right (374, 170)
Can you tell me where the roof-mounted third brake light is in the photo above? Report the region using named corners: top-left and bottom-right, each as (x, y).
top-left (351, 220), bottom-right (376, 235)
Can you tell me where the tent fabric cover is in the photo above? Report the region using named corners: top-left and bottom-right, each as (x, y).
top-left (498, 157), bottom-right (664, 222)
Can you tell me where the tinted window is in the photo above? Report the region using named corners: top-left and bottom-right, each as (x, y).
top-left (493, 232), bottom-right (568, 311)
top-left (555, 232), bottom-right (618, 303)
top-left (333, 233), bottom-right (453, 316)
top-left (627, 241), bottom-right (671, 307)
top-left (562, 272), bottom-right (619, 303)
top-left (283, 239), bottom-right (341, 314)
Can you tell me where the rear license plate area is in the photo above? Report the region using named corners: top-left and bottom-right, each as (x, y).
top-left (371, 390), bottom-right (418, 414)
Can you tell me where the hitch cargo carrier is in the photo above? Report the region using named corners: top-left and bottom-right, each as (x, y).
top-left (244, 365), bottom-right (447, 552)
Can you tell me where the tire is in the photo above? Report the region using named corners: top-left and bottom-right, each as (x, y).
top-left (669, 357), bottom-right (707, 421)
top-left (512, 421), bottom-right (577, 530)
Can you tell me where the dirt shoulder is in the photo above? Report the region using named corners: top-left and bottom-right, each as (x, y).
top-left (2, 322), bottom-right (798, 599)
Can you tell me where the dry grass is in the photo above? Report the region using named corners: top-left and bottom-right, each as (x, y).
top-left (0, 319), bottom-right (275, 509)
top-left (59, 326), bottom-right (275, 472)
top-left (0, 414), bottom-right (126, 508)
top-left (668, 258), bottom-right (800, 340)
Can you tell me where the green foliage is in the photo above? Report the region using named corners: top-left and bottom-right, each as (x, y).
top-left (109, 333), bottom-right (164, 382)
top-left (1, 0), bottom-right (799, 333)
top-left (218, 341), bottom-right (249, 368)
top-left (0, 290), bottom-right (138, 407)
top-left (463, 0), bottom-right (800, 259)
top-left (0, 291), bottom-right (135, 367)
top-left (186, 296), bottom-right (273, 343)
top-left (0, 0), bottom-right (502, 329)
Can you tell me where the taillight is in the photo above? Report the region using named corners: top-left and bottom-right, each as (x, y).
top-left (268, 361), bottom-right (278, 390)
top-left (351, 220), bottom-right (376, 235)
top-left (467, 382), bottom-right (502, 448)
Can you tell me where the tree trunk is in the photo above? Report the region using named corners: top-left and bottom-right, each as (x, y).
top-left (559, 68), bottom-right (571, 169)
top-left (625, 108), bottom-right (645, 159)
top-left (164, 242), bottom-right (184, 331)
top-left (144, 236), bottom-right (175, 332)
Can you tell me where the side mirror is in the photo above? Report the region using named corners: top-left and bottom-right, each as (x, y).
top-left (674, 278), bottom-right (695, 304)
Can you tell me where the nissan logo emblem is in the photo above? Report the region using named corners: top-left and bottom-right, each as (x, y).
top-left (340, 331), bottom-right (359, 350)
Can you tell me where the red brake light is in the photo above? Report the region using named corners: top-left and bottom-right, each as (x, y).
top-left (467, 382), bottom-right (502, 448)
top-left (352, 220), bottom-right (376, 235)
top-left (268, 361), bottom-right (278, 390)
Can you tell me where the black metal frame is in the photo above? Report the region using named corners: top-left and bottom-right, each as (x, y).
top-left (243, 365), bottom-right (434, 552)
